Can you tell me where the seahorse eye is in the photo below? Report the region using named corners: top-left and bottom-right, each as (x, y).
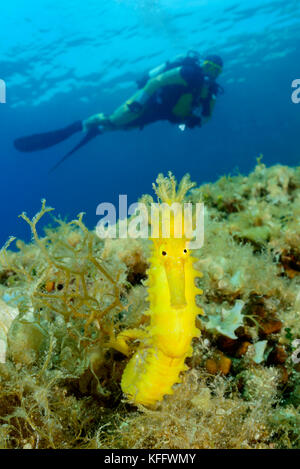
top-left (162, 251), bottom-right (167, 256)
top-left (183, 249), bottom-right (188, 254)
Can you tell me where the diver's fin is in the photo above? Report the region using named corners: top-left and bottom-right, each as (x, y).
top-left (14, 121), bottom-right (83, 152)
top-left (49, 127), bottom-right (102, 173)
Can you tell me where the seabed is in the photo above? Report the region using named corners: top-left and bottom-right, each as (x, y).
top-left (0, 161), bottom-right (299, 449)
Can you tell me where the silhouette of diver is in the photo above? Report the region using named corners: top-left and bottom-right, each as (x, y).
top-left (14, 51), bottom-right (224, 172)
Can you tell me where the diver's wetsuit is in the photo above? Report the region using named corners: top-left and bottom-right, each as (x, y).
top-left (84, 60), bottom-right (220, 132)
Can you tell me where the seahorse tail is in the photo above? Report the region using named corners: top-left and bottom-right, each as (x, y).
top-left (121, 346), bottom-right (186, 407)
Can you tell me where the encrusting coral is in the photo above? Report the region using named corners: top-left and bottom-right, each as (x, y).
top-left (0, 160), bottom-right (299, 449)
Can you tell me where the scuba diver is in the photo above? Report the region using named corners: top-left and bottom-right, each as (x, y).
top-left (14, 51), bottom-right (224, 172)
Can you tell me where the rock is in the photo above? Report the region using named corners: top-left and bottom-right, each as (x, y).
top-left (236, 341), bottom-right (252, 357)
top-left (267, 346), bottom-right (287, 365)
top-left (260, 320), bottom-right (282, 336)
top-left (205, 353), bottom-right (232, 375)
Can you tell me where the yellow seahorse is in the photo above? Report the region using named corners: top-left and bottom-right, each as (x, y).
top-left (113, 173), bottom-right (203, 407)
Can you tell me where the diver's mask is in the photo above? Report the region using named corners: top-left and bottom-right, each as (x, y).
top-left (202, 59), bottom-right (223, 80)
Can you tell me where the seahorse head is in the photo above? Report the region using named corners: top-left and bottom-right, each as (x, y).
top-left (149, 172), bottom-right (196, 309)
top-left (152, 237), bottom-right (189, 308)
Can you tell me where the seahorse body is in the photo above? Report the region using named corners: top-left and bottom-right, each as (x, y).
top-left (118, 174), bottom-right (203, 406)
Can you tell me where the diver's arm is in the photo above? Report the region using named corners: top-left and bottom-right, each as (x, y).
top-left (185, 89), bottom-right (217, 129)
top-left (201, 93), bottom-right (217, 125)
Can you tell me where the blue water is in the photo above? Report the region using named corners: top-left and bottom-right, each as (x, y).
top-left (0, 0), bottom-right (299, 246)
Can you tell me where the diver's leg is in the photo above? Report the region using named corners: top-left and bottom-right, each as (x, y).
top-left (108, 88), bottom-right (151, 127)
top-left (83, 87), bottom-right (152, 132)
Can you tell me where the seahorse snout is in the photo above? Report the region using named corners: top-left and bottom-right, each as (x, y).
top-left (165, 258), bottom-right (187, 309)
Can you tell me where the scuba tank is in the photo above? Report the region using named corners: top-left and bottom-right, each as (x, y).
top-left (136, 50), bottom-right (201, 89)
